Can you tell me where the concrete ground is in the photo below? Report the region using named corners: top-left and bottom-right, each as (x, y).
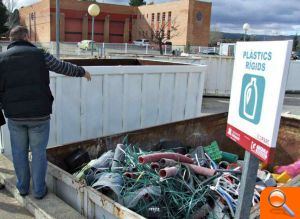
top-left (0, 188), bottom-right (34, 219)
top-left (202, 94), bottom-right (300, 116)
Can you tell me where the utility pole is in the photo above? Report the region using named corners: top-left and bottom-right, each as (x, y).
top-left (56, 0), bottom-right (60, 59)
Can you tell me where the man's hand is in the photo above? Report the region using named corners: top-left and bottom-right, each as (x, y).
top-left (84, 71), bottom-right (92, 81)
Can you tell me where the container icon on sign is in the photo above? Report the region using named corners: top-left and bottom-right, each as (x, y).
top-left (239, 74), bottom-right (265, 124)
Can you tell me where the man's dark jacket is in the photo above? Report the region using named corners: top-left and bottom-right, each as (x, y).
top-left (0, 40), bottom-right (53, 118)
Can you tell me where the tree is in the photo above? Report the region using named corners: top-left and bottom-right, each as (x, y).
top-left (209, 25), bottom-right (223, 47)
top-left (293, 34), bottom-right (299, 51)
top-left (0, 1), bottom-right (8, 35)
top-left (3, 0), bottom-right (16, 12)
top-left (6, 9), bottom-right (19, 30)
top-left (209, 31), bottom-right (223, 47)
top-left (146, 18), bottom-right (179, 55)
top-left (129, 0), bottom-right (146, 6)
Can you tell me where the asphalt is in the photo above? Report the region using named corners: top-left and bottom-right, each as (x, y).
top-left (0, 187), bottom-right (34, 219)
top-left (201, 94), bottom-right (300, 116)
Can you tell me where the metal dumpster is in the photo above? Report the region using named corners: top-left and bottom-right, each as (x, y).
top-left (1, 58), bottom-right (206, 157)
top-left (46, 112), bottom-right (300, 219)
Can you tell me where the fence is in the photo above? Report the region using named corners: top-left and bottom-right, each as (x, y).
top-left (1, 64), bottom-right (206, 156)
top-left (0, 42), bottom-right (174, 57)
top-left (0, 41), bottom-right (219, 57)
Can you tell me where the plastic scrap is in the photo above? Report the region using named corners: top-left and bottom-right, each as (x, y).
top-left (112, 144), bottom-right (126, 170)
top-left (159, 166), bottom-right (179, 178)
top-left (65, 149), bottom-right (91, 173)
top-left (72, 140), bottom-right (295, 219)
top-left (159, 158), bottom-right (178, 168)
top-left (138, 152), bottom-right (194, 164)
top-left (123, 186), bottom-right (161, 208)
top-left (74, 150), bottom-right (114, 181)
top-left (272, 172), bottom-right (291, 183)
top-left (274, 160), bottom-right (300, 177)
top-left (203, 141), bottom-right (222, 162)
top-left (221, 151), bottom-right (239, 163)
top-left (92, 172), bottom-right (123, 201)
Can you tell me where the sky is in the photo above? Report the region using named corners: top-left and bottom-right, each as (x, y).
top-left (14, 0), bottom-right (300, 35)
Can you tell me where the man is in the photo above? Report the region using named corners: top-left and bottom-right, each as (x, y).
top-left (0, 26), bottom-right (91, 199)
top-left (0, 110), bottom-right (5, 190)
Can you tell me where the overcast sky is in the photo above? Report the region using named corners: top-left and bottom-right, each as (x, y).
top-left (14, 0), bottom-right (300, 35)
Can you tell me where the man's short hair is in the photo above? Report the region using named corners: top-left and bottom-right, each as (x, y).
top-left (9, 26), bottom-right (29, 41)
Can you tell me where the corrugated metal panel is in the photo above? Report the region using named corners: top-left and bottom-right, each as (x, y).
top-left (286, 61), bottom-right (300, 91)
top-left (146, 57), bottom-right (299, 96)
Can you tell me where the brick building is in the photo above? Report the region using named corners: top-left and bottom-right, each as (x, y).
top-left (19, 0), bottom-right (211, 46)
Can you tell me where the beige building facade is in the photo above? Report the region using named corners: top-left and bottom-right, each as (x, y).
top-left (19, 0), bottom-right (211, 46)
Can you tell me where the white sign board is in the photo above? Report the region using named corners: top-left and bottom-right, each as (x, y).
top-left (227, 41), bottom-right (292, 163)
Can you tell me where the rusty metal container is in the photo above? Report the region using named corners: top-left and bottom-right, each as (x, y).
top-left (46, 113), bottom-right (300, 219)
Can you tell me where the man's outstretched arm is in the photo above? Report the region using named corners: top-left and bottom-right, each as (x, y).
top-left (44, 52), bottom-right (91, 81)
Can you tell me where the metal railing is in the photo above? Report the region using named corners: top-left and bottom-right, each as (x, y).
top-left (1, 42), bottom-right (220, 57)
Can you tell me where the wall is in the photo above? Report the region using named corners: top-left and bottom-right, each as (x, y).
top-left (49, 0), bottom-right (134, 43)
top-left (187, 0), bottom-right (211, 46)
top-left (19, 0), bottom-right (51, 42)
top-left (136, 0), bottom-right (211, 46)
top-left (136, 0), bottom-right (190, 45)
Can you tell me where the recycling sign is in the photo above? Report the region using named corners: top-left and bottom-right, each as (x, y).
top-left (227, 41), bottom-right (292, 163)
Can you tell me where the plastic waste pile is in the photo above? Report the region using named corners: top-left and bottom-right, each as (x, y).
top-left (72, 139), bottom-right (300, 219)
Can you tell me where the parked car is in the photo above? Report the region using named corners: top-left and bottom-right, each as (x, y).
top-left (133, 39), bottom-right (150, 46)
top-left (152, 41), bottom-right (173, 51)
top-left (291, 51), bottom-right (300, 60)
top-left (77, 40), bottom-right (96, 50)
top-left (201, 48), bottom-right (219, 55)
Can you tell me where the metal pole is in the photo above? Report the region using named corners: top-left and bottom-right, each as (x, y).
top-left (91, 16), bottom-right (95, 56)
top-left (164, 45), bottom-right (167, 55)
top-left (56, 0), bottom-right (60, 59)
top-left (102, 42), bottom-right (105, 57)
top-left (234, 151), bottom-right (259, 219)
top-left (146, 44), bottom-right (148, 54)
top-left (125, 43), bottom-right (128, 54)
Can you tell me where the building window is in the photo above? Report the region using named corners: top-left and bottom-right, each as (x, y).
top-left (168, 11), bottom-right (172, 21)
top-left (157, 13), bottom-right (160, 22)
top-left (151, 32), bottom-right (154, 40)
top-left (162, 12), bottom-right (166, 22)
top-left (167, 30), bottom-right (171, 39)
top-left (147, 14), bottom-right (148, 18)
top-left (151, 13), bottom-right (155, 23)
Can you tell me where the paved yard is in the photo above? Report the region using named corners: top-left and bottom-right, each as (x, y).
top-left (0, 188), bottom-right (34, 219)
top-left (202, 94), bottom-right (300, 116)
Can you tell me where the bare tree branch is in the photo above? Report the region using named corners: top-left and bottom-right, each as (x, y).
top-left (139, 16), bottom-right (180, 54)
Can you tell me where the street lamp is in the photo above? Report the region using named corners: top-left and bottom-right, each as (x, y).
top-left (88, 4), bottom-right (100, 56)
top-left (243, 23), bottom-right (250, 41)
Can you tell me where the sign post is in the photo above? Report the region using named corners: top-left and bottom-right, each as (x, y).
top-left (226, 41), bottom-right (293, 218)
